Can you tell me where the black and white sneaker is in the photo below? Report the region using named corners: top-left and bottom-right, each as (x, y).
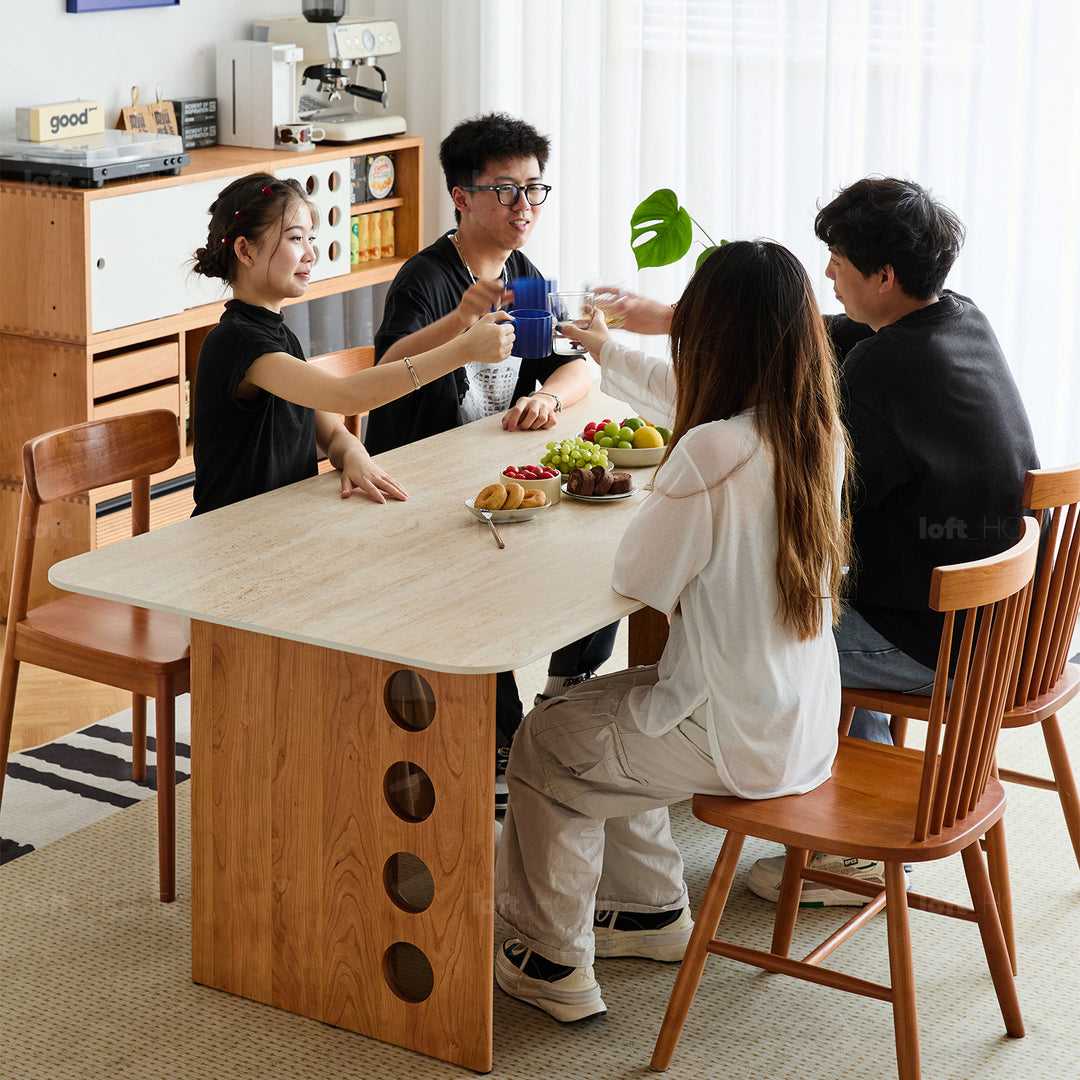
top-left (495, 939), bottom-right (607, 1022)
top-left (593, 907), bottom-right (694, 961)
top-left (533, 671), bottom-right (596, 708)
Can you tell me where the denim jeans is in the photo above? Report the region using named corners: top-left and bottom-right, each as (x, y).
top-left (833, 607), bottom-right (937, 743)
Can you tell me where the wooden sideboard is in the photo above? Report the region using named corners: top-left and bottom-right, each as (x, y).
top-left (0, 135), bottom-right (422, 609)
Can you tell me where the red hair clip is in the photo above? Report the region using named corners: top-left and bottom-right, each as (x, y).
top-left (234, 209), bottom-right (243, 218)
top-left (262, 185), bottom-right (273, 195)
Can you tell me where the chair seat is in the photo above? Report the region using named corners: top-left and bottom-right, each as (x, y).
top-left (1002, 662), bottom-right (1080, 728)
top-left (17, 593), bottom-right (190, 678)
top-left (693, 736), bottom-right (1007, 864)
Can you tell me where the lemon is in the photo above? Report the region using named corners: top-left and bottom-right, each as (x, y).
top-left (632, 425), bottom-right (664, 449)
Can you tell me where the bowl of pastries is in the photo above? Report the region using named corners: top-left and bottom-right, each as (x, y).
top-left (466, 480), bottom-right (552, 523)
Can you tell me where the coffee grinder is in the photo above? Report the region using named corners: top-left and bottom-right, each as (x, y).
top-left (254, 12), bottom-right (406, 142)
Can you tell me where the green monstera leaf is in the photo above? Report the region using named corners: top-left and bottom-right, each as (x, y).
top-left (630, 188), bottom-right (723, 270)
top-left (630, 189), bottom-right (693, 269)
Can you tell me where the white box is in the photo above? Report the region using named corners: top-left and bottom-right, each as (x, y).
top-left (16, 100), bottom-right (105, 142)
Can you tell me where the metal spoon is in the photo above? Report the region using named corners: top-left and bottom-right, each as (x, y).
top-left (478, 508), bottom-right (505, 549)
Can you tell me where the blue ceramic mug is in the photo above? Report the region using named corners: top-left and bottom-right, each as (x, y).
top-left (511, 276), bottom-right (557, 311)
top-left (510, 308), bottom-right (554, 359)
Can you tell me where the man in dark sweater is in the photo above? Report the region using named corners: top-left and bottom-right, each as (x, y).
top-left (748, 176), bottom-right (1040, 905)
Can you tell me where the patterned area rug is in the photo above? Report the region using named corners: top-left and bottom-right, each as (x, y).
top-left (0, 695), bottom-right (191, 864)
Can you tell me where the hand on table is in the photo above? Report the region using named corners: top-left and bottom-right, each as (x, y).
top-left (502, 393), bottom-right (559, 431)
top-left (339, 442), bottom-right (409, 503)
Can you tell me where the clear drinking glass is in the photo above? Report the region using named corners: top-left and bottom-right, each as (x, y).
top-left (548, 290), bottom-right (595, 356)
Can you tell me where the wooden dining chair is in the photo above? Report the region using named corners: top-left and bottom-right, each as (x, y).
top-left (308, 344), bottom-right (375, 443)
top-left (651, 518), bottom-right (1039, 1080)
top-left (0, 410), bottom-right (191, 902)
top-left (854, 464), bottom-right (1080, 973)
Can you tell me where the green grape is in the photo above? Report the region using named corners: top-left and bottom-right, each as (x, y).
top-left (617, 440), bottom-right (633, 449)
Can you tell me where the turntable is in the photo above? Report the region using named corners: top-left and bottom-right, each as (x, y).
top-left (0, 129), bottom-right (189, 188)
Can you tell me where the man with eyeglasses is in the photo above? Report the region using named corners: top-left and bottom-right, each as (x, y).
top-left (366, 112), bottom-right (592, 451)
top-left (366, 112), bottom-right (609, 805)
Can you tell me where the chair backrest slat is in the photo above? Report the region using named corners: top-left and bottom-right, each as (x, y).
top-left (1009, 466), bottom-right (1080, 708)
top-left (913, 519), bottom-right (1039, 843)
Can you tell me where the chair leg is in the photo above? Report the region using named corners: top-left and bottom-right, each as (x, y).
top-left (982, 819), bottom-right (1017, 974)
top-left (770, 847), bottom-right (809, 956)
top-left (1041, 713), bottom-right (1080, 874)
top-left (960, 841), bottom-right (1025, 1039)
top-left (154, 681), bottom-right (177, 903)
top-left (890, 715), bottom-right (908, 746)
top-left (131, 692), bottom-right (147, 782)
top-left (884, 860), bottom-right (919, 1080)
top-left (0, 652), bottom-right (21, 807)
top-left (651, 830), bottom-right (746, 1072)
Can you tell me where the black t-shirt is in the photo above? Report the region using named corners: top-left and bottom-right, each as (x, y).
top-left (828, 291), bottom-right (1040, 667)
top-left (365, 232), bottom-right (568, 454)
top-left (192, 299), bottom-right (317, 515)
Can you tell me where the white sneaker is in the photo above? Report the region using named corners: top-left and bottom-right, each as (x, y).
top-left (495, 939), bottom-right (607, 1023)
top-left (747, 852), bottom-right (910, 907)
top-left (593, 907), bottom-right (694, 961)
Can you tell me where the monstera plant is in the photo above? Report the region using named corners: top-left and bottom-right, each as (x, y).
top-left (630, 188), bottom-right (725, 270)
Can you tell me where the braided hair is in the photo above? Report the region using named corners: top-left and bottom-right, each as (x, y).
top-left (192, 174), bottom-right (316, 284)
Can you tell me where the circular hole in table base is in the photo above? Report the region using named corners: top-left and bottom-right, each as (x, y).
top-left (383, 941), bottom-right (434, 1003)
top-left (383, 761), bottom-right (436, 822)
top-left (383, 851), bottom-right (435, 913)
top-left (385, 669), bottom-right (436, 731)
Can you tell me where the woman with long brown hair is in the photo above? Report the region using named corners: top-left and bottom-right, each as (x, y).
top-left (493, 240), bottom-right (851, 1025)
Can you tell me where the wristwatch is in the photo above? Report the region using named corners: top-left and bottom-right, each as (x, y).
top-left (533, 390), bottom-right (562, 412)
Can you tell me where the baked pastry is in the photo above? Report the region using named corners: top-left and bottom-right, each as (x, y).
top-left (475, 483), bottom-right (507, 510)
top-left (567, 467), bottom-right (595, 495)
top-left (609, 471), bottom-right (633, 494)
top-left (519, 489), bottom-right (546, 508)
top-left (592, 467), bottom-right (614, 496)
top-left (502, 482), bottom-right (525, 510)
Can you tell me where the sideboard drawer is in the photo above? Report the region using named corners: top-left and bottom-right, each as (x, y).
top-left (93, 381), bottom-right (181, 421)
top-left (93, 342), bottom-right (180, 399)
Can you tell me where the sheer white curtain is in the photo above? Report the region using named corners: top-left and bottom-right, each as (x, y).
top-left (388, 0), bottom-right (1080, 465)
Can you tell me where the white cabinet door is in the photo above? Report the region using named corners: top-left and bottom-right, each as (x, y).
top-left (89, 177), bottom-right (226, 333)
top-left (274, 156), bottom-right (352, 283)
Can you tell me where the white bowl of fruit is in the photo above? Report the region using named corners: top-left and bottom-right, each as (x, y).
top-left (500, 463), bottom-right (564, 504)
top-left (539, 436), bottom-right (610, 478)
top-left (582, 416), bottom-right (671, 466)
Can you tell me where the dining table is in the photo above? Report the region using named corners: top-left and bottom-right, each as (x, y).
top-left (48, 385), bottom-right (670, 1072)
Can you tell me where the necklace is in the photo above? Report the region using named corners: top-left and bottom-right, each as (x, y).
top-left (451, 231), bottom-right (507, 287)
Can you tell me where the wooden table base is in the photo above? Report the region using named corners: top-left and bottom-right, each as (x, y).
top-left (189, 622), bottom-right (497, 1072)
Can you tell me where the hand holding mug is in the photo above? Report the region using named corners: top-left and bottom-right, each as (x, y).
top-left (467, 310), bottom-right (516, 364)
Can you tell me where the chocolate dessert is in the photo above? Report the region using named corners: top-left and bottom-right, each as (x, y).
top-left (567, 467), bottom-right (596, 495)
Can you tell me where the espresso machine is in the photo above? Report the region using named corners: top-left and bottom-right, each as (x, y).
top-left (254, 15), bottom-right (406, 142)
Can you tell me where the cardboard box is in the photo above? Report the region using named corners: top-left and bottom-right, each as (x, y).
top-left (16, 100), bottom-right (105, 142)
top-left (170, 97), bottom-right (218, 149)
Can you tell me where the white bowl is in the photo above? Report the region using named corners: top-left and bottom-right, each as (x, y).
top-left (497, 467), bottom-right (562, 505)
top-left (603, 444), bottom-right (666, 467)
top-left (465, 497), bottom-right (552, 524)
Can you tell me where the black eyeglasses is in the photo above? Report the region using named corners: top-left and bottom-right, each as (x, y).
top-left (459, 183), bottom-right (552, 206)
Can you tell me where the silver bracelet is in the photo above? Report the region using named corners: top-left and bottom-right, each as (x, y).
top-left (532, 390), bottom-right (561, 412)
top-left (403, 356), bottom-right (421, 391)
